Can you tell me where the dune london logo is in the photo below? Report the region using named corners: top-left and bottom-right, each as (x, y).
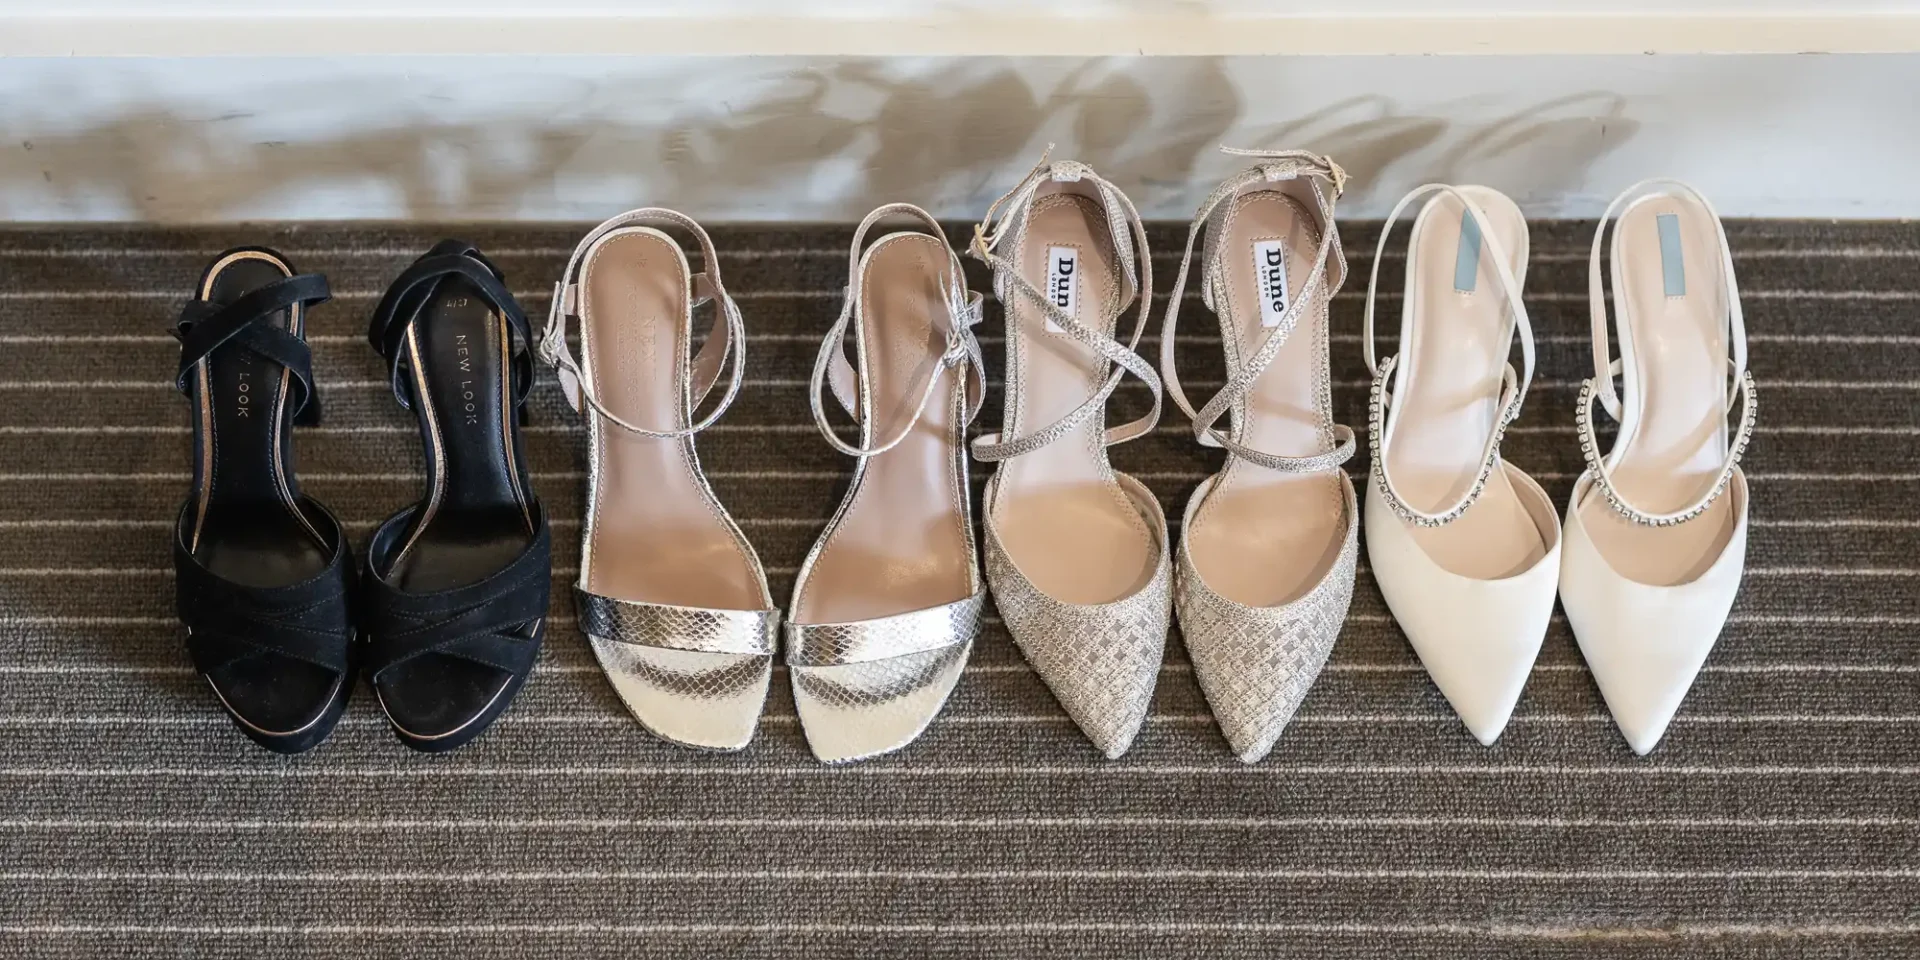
top-left (1044, 246), bottom-right (1078, 333)
top-left (1253, 240), bottom-right (1290, 328)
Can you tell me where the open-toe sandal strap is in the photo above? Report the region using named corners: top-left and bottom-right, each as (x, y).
top-left (173, 502), bottom-right (353, 676)
top-left (539, 208), bottom-right (749, 439)
top-left (1579, 179), bottom-right (1755, 527)
top-left (966, 153), bottom-right (1162, 463)
top-left (363, 505), bottom-right (553, 682)
top-left (366, 240), bottom-right (535, 413)
top-left (808, 202), bottom-right (986, 458)
top-left (175, 272), bottom-right (332, 425)
top-left (1364, 183), bottom-right (1534, 528)
top-left (1159, 148), bottom-right (1353, 473)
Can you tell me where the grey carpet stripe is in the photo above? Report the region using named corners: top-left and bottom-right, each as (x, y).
top-left (0, 220), bottom-right (1915, 959)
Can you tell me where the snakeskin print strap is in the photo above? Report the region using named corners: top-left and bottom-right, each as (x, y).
top-left (966, 151), bottom-right (1163, 462)
top-left (784, 592), bottom-right (985, 666)
top-left (807, 203), bottom-right (986, 459)
top-left (1580, 180), bottom-right (1755, 527)
top-left (1158, 148), bottom-right (1355, 473)
top-left (539, 208), bottom-right (748, 440)
top-left (1364, 184), bottom-right (1534, 527)
top-left (577, 591), bottom-right (778, 656)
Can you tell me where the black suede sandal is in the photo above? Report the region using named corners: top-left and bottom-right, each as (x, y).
top-left (171, 247), bottom-right (353, 755)
top-left (364, 240), bottom-right (551, 753)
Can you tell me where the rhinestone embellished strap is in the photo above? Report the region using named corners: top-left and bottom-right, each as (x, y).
top-left (1364, 185), bottom-right (1534, 527)
top-left (967, 151), bottom-right (1163, 462)
top-left (806, 204), bottom-right (986, 459)
top-left (1158, 148), bottom-right (1356, 474)
top-left (539, 208), bottom-right (748, 439)
top-left (1577, 364), bottom-right (1757, 526)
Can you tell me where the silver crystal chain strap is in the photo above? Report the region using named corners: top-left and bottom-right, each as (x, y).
top-left (1363, 184), bottom-right (1535, 528)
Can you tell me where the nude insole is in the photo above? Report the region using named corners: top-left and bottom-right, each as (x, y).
top-left (579, 229), bottom-right (763, 610)
top-left (1184, 190), bottom-right (1345, 607)
top-left (1386, 188), bottom-right (1549, 580)
top-left (1579, 193), bottom-right (1738, 585)
top-left (992, 191), bottom-right (1156, 606)
top-left (793, 234), bottom-right (972, 624)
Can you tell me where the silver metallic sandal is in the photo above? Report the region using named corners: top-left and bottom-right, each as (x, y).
top-left (788, 204), bottom-right (988, 764)
top-left (540, 209), bottom-right (779, 752)
top-left (968, 154), bottom-right (1171, 759)
top-left (1159, 150), bottom-right (1359, 762)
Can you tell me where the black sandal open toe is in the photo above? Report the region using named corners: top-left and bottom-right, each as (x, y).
top-left (363, 240), bottom-right (551, 753)
top-left (171, 247), bottom-right (352, 755)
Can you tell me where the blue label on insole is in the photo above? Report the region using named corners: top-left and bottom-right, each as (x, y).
top-left (1453, 208), bottom-right (1482, 293)
top-left (1658, 213), bottom-right (1686, 297)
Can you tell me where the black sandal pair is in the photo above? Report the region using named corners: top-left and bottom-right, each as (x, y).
top-left (170, 242), bottom-right (550, 754)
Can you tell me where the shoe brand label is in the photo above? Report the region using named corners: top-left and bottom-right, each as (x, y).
top-left (1044, 246), bottom-right (1078, 334)
top-left (1253, 239), bottom-right (1290, 328)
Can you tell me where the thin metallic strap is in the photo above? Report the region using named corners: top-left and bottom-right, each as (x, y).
top-left (966, 152), bottom-right (1163, 462)
top-left (538, 207), bottom-right (748, 440)
top-left (1363, 184), bottom-right (1534, 527)
top-left (1580, 180), bottom-right (1755, 526)
top-left (1158, 147), bottom-right (1355, 473)
top-left (807, 203), bottom-right (986, 459)
top-left (1588, 179), bottom-right (1748, 423)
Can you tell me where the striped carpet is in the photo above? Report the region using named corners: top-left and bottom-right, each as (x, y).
top-left (0, 220), bottom-right (1916, 960)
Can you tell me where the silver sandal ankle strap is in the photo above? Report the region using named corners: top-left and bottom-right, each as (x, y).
top-left (966, 151), bottom-right (1162, 463)
top-left (1364, 184), bottom-right (1534, 528)
top-left (1159, 147), bottom-right (1355, 473)
top-left (807, 203), bottom-right (986, 459)
top-left (1580, 179), bottom-right (1756, 526)
top-left (539, 207), bottom-right (748, 440)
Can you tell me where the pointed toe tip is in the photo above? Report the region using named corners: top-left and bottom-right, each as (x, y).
top-left (1617, 715), bottom-right (1672, 757)
top-left (1457, 706), bottom-right (1514, 747)
top-left (1090, 728), bottom-right (1138, 760)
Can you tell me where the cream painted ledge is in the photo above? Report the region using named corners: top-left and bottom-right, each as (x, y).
top-left (7, 14), bottom-right (1920, 56)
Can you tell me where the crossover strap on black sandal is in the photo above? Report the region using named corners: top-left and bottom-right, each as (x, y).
top-left (362, 507), bottom-right (553, 684)
top-left (365, 239), bottom-right (536, 414)
top-left (173, 505), bottom-right (353, 678)
top-left (175, 273), bottom-right (332, 425)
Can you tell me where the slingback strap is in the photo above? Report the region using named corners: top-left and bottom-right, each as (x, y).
top-left (174, 500), bottom-right (353, 676)
top-left (538, 208), bottom-right (749, 440)
top-left (808, 203), bottom-right (986, 458)
top-left (1588, 179), bottom-right (1749, 423)
top-left (175, 273), bottom-right (331, 425)
top-left (366, 240), bottom-right (534, 413)
top-left (1158, 147), bottom-right (1355, 473)
top-left (362, 504), bottom-right (552, 681)
top-left (1364, 184), bottom-right (1534, 528)
top-left (966, 151), bottom-right (1162, 462)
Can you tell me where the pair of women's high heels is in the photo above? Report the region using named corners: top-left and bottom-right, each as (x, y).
top-left (1364, 180), bottom-right (1754, 755)
top-left (172, 242), bottom-right (550, 754)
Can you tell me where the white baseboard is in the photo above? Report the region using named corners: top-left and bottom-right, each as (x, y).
top-left (2, 54), bottom-right (1916, 222)
top-left (6, 11), bottom-right (1920, 56)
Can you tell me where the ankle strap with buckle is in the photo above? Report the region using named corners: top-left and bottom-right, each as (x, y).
top-left (1159, 147), bottom-right (1355, 474)
top-left (965, 150), bottom-right (1162, 463)
top-left (808, 203), bottom-right (986, 459)
top-left (539, 208), bottom-right (748, 441)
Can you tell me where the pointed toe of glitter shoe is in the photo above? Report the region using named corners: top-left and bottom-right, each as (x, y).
top-left (580, 596), bottom-right (779, 752)
top-left (1364, 464), bottom-right (1561, 746)
top-left (985, 475), bottom-right (1172, 760)
top-left (1562, 472), bottom-right (1749, 756)
top-left (1178, 476), bottom-right (1358, 764)
top-left (787, 594), bottom-right (983, 764)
